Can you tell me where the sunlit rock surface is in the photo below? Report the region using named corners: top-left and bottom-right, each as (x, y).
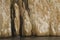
top-left (0, 0), bottom-right (11, 37)
top-left (28, 0), bottom-right (60, 36)
top-left (28, 0), bottom-right (50, 36)
top-left (0, 0), bottom-right (60, 37)
top-left (14, 3), bottom-right (20, 36)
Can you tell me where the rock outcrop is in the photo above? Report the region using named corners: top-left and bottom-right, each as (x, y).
top-left (0, 0), bottom-right (11, 37)
top-left (0, 0), bottom-right (60, 37)
top-left (22, 0), bottom-right (60, 36)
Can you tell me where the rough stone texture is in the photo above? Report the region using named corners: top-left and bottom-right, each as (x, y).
top-left (28, 0), bottom-right (60, 36)
top-left (14, 3), bottom-right (20, 36)
top-left (19, 0), bottom-right (60, 36)
top-left (0, 0), bottom-right (11, 37)
top-left (28, 0), bottom-right (50, 36)
top-left (22, 10), bottom-right (32, 36)
top-left (49, 0), bottom-right (60, 36)
top-left (0, 0), bottom-right (60, 37)
top-left (21, 2), bottom-right (32, 36)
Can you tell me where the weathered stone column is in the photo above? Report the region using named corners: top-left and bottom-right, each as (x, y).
top-left (10, 0), bottom-right (21, 36)
top-left (20, 0), bottom-right (32, 36)
top-left (14, 2), bottom-right (20, 36)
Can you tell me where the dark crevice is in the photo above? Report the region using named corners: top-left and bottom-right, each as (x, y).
top-left (17, 0), bottom-right (23, 37)
top-left (10, 0), bottom-right (16, 37)
top-left (22, 0), bottom-right (28, 10)
top-left (22, 0), bottom-right (30, 17)
top-left (10, 0), bottom-right (30, 37)
top-left (20, 14), bottom-right (24, 37)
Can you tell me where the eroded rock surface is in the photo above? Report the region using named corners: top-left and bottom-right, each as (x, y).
top-left (0, 0), bottom-right (60, 37)
top-left (28, 0), bottom-right (60, 36)
top-left (0, 0), bottom-right (11, 37)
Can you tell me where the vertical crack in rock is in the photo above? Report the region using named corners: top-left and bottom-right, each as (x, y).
top-left (20, 13), bottom-right (23, 37)
top-left (10, 0), bottom-right (16, 36)
top-left (22, 0), bottom-right (28, 10)
top-left (18, 0), bottom-right (23, 36)
top-left (0, 0), bottom-right (60, 37)
top-left (22, 0), bottom-right (30, 16)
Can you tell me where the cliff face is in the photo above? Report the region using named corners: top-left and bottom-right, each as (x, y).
top-left (21, 0), bottom-right (60, 36)
top-left (0, 0), bottom-right (11, 37)
top-left (0, 0), bottom-right (20, 37)
top-left (0, 0), bottom-right (60, 37)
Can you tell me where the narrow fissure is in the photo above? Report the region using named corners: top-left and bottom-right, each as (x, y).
top-left (10, 0), bottom-right (16, 37)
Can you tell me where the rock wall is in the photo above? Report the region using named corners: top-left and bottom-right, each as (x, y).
top-left (0, 0), bottom-right (21, 37)
top-left (0, 0), bottom-right (11, 37)
top-left (0, 0), bottom-right (60, 37)
top-left (21, 0), bottom-right (60, 36)
top-left (28, 0), bottom-right (50, 36)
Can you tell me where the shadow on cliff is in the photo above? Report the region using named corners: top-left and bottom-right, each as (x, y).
top-left (10, 0), bottom-right (16, 37)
